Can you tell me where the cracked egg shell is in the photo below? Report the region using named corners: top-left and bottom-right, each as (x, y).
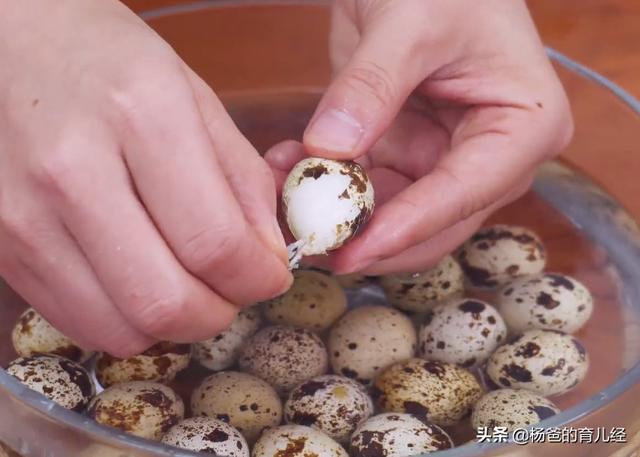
top-left (373, 358), bottom-right (483, 426)
top-left (162, 417), bottom-right (249, 457)
top-left (191, 371), bottom-right (282, 445)
top-left (283, 158), bottom-right (374, 256)
top-left (193, 307), bottom-right (262, 372)
top-left (7, 355), bottom-right (94, 412)
top-left (87, 381), bottom-right (184, 441)
top-left (418, 299), bottom-right (507, 368)
top-left (380, 255), bottom-right (465, 313)
top-left (471, 388), bottom-right (560, 433)
top-left (456, 225), bottom-right (546, 289)
top-left (284, 374), bottom-right (373, 444)
top-left (486, 329), bottom-right (589, 396)
top-left (497, 273), bottom-right (594, 334)
top-left (95, 341), bottom-right (191, 388)
top-left (350, 413), bottom-right (453, 457)
top-left (252, 424), bottom-right (348, 457)
top-left (11, 308), bottom-right (93, 363)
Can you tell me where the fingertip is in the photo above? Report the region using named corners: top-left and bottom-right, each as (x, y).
top-left (264, 140), bottom-right (306, 170)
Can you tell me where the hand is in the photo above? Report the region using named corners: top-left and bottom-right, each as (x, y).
top-left (0, 0), bottom-right (291, 356)
top-left (267, 0), bottom-right (572, 275)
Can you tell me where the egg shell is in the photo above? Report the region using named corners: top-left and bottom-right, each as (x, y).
top-left (486, 329), bottom-right (589, 396)
top-left (380, 255), bottom-right (465, 313)
top-left (191, 371), bottom-right (283, 444)
top-left (7, 355), bottom-right (95, 412)
top-left (283, 158), bottom-right (374, 256)
top-left (418, 299), bottom-right (507, 368)
top-left (471, 388), bottom-right (560, 432)
top-left (373, 358), bottom-right (483, 426)
top-left (328, 306), bottom-right (416, 386)
top-left (162, 417), bottom-right (249, 457)
top-left (350, 413), bottom-right (453, 457)
top-left (284, 375), bottom-right (373, 444)
top-left (239, 326), bottom-right (328, 395)
top-left (193, 307), bottom-right (262, 371)
top-left (11, 308), bottom-right (93, 363)
top-left (456, 225), bottom-right (546, 289)
top-left (264, 270), bottom-right (347, 331)
top-left (497, 273), bottom-right (594, 334)
top-left (95, 341), bottom-right (191, 388)
top-left (87, 381), bottom-right (184, 441)
top-left (252, 424), bottom-right (348, 457)
top-left (333, 273), bottom-right (369, 289)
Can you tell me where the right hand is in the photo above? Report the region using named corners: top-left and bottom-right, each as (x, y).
top-left (0, 0), bottom-right (292, 357)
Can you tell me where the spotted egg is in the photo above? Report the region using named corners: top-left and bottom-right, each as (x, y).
top-left (252, 424), bottom-right (348, 457)
top-left (162, 417), bottom-right (249, 457)
top-left (333, 273), bottom-right (370, 289)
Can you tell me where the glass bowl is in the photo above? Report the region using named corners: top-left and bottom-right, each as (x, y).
top-left (1, 2), bottom-right (640, 456)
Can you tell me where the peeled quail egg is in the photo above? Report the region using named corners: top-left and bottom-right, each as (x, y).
top-left (471, 388), bottom-right (560, 432)
top-left (456, 225), bottom-right (546, 289)
top-left (328, 306), bottom-right (416, 386)
top-left (419, 299), bottom-right (507, 368)
top-left (350, 413), bottom-right (453, 457)
top-left (11, 308), bottom-right (93, 363)
top-left (252, 424), bottom-right (348, 457)
top-left (87, 381), bottom-right (184, 441)
top-left (162, 417), bottom-right (249, 457)
top-left (264, 270), bottom-right (347, 331)
top-left (380, 255), bottom-right (465, 313)
top-left (373, 358), bottom-right (483, 426)
top-left (497, 273), bottom-right (594, 334)
top-left (283, 158), bottom-right (374, 260)
top-left (239, 326), bottom-right (328, 395)
top-left (486, 329), bottom-right (589, 396)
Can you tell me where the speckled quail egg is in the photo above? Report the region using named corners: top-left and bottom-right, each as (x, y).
top-left (333, 273), bottom-right (369, 289)
top-left (456, 225), bottom-right (546, 289)
top-left (328, 306), bottom-right (416, 386)
top-left (193, 307), bottom-right (262, 372)
top-left (497, 273), bottom-right (594, 334)
top-left (239, 326), bottom-right (328, 395)
top-left (380, 255), bottom-right (465, 313)
top-left (471, 388), bottom-right (560, 432)
top-left (6, 355), bottom-right (95, 412)
top-left (87, 381), bottom-right (184, 441)
top-left (374, 358), bottom-right (483, 426)
top-left (350, 413), bottom-right (453, 457)
top-left (162, 417), bottom-right (249, 457)
top-left (191, 371), bottom-right (283, 444)
top-left (252, 424), bottom-right (348, 457)
top-left (283, 158), bottom-right (374, 258)
top-left (11, 308), bottom-right (93, 363)
top-left (284, 375), bottom-right (373, 444)
top-left (95, 341), bottom-right (191, 388)
top-left (264, 270), bottom-right (347, 331)
top-left (486, 329), bottom-right (589, 396)
top-left (419, 299), bottom-right (507, 368)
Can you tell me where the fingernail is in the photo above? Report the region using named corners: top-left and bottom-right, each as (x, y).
top-left (305, 109), bottom-right (364, 152)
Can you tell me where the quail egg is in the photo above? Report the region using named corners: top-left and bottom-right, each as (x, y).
top-left (284, 375), bottom-right (373, 444)
top-left (162, 417), bottom-right (249, 457)
top-left (193, 307), bottom-right (262, 372)
top-left (252, 424), bottom-right (348, 457)
top-left (6, 355), bottom-right (95, 412)
top-left (471, 388), bottom-right (560, 432)
top-left (191, 371), bottom-right (283, 444)
top-left (11, 308), bottom-right (93, 363)
top-left (379, 255), bottom-right (465, 313)
top-left (486, 329), bottom-right (589, 396)
top-left (456, 225), bottom-right (546, 289)
top-left (373, 358), bottom-right (483, 426)
top-left (350, 413), bottom-right (453, 457)
top-left (87, 381), bottom-right (184, 441)
top-left (328, 306), bottom-right (416, 386)
top-left (239, 326), bottom-right (328, 395)
top-left (497, 273), bottom-right (594, 334)
top-left (264, 270), bottom-right (347, 331)
top-left (333, 273), bottom-right (369, 289)
top-left (418, 299), bottom-right (507, 368)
